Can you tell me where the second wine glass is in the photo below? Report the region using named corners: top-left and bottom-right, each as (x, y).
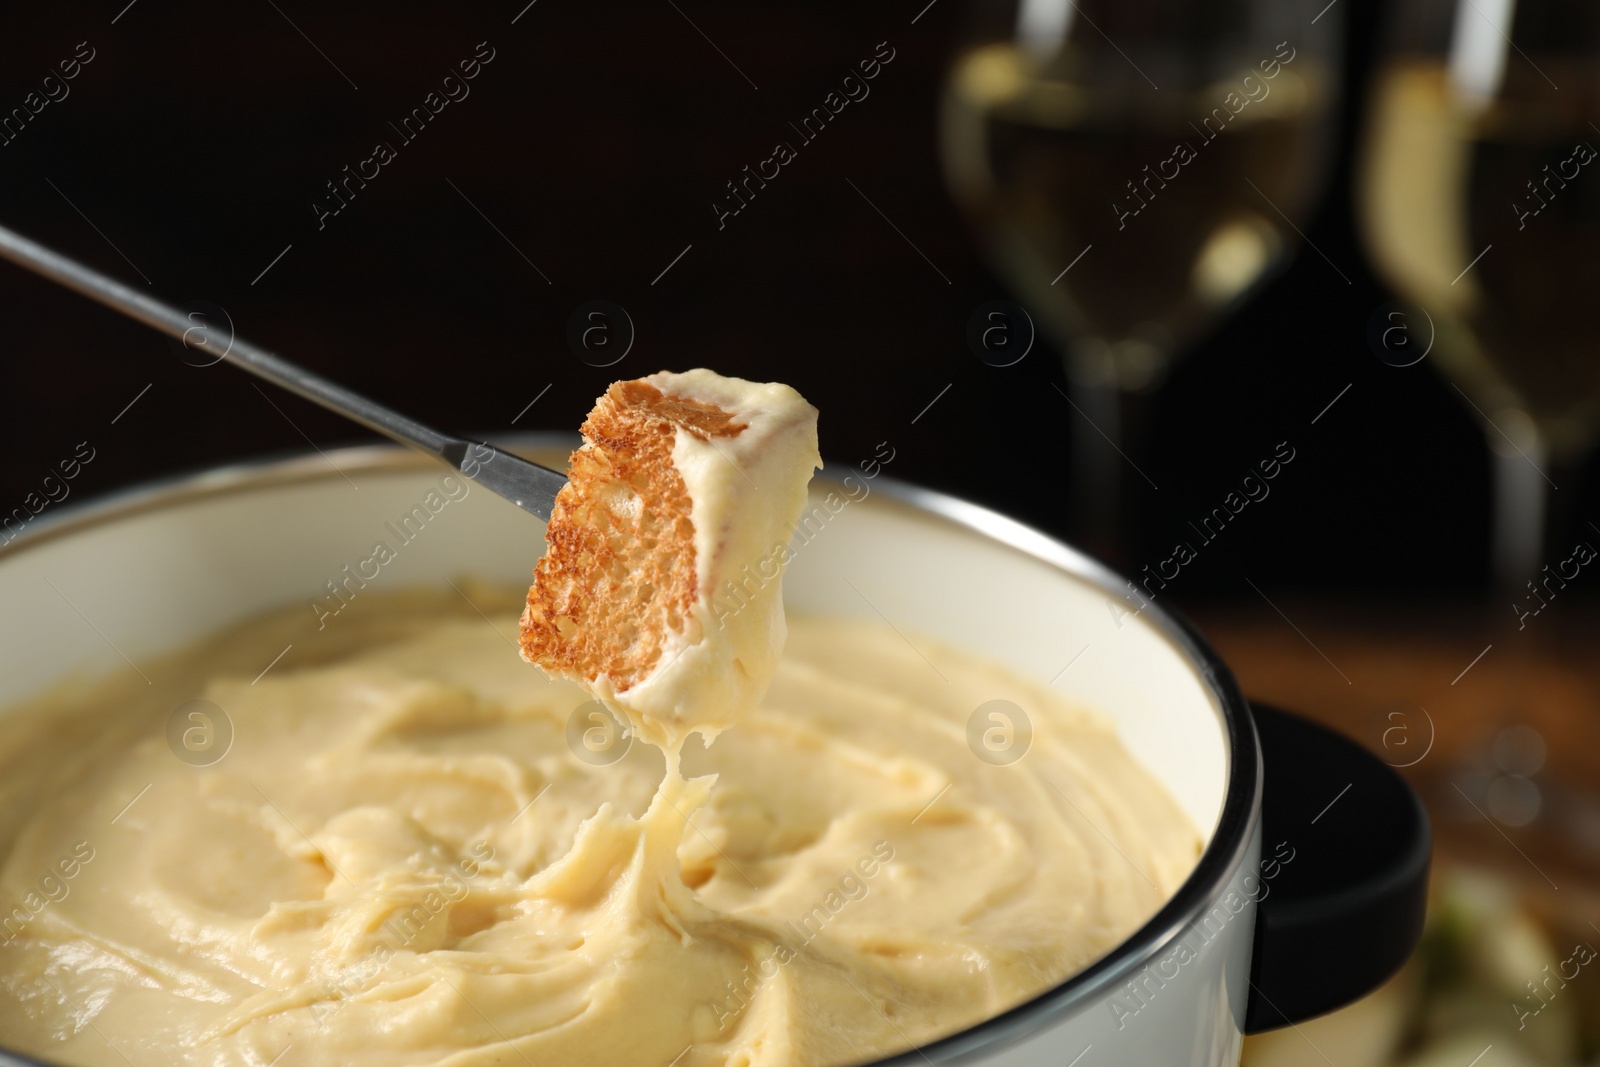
top-left (1357, 0), bottom-right (1600, 591)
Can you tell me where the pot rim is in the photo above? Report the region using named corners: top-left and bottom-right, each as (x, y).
top-left (0, 436), bottom-right (1262, 1067)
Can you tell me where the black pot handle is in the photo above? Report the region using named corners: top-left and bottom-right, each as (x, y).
top-left (1244, 703), bottom-right (1432, 1033)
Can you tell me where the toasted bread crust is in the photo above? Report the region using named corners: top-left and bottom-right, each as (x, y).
top-left (518, 379), bottom-right (745, 691)
top-left (611, 380), bottom-right (747, 441)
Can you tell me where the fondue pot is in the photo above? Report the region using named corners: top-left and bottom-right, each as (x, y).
top-left (0, 437), bottom-right (1428, 1067)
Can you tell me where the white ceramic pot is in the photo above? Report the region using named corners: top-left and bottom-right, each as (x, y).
top-left (0, 438), bottom-right (1428, 1067)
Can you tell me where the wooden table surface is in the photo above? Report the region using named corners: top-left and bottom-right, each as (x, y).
top-left (1192, 598), bottom-right (1600, 903)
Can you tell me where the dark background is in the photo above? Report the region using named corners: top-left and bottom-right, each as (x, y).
top-left (0, 0), bottom-right (1565, 607)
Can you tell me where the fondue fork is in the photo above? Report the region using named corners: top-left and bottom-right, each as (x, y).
top-left (0, 222), bottom-right (568, 520)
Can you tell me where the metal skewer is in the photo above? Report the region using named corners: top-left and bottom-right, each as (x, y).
top-left (0, 222), bottom-right (567, 520)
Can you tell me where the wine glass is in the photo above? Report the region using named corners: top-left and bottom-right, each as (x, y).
top-left (940, 0), bottom-right (1342, 558)
top-left (1359, 10), bottom-right (1600, 1032)
top-left (1357, 0), bottom-right (1600, 590)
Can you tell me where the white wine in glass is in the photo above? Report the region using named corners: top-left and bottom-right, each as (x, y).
top-left (1358, 0), bottom-right (1600, 587)
top-left (940, 0), bottom-right (1339, 556)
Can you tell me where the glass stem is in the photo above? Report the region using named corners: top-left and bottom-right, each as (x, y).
top-left (1068, 375), bottom-right (1122, 562)
top-left (1489, 425), bottom-right (1547, 597)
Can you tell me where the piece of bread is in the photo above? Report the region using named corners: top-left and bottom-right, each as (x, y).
top-left (519, 370), bottom-right (820, 746)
